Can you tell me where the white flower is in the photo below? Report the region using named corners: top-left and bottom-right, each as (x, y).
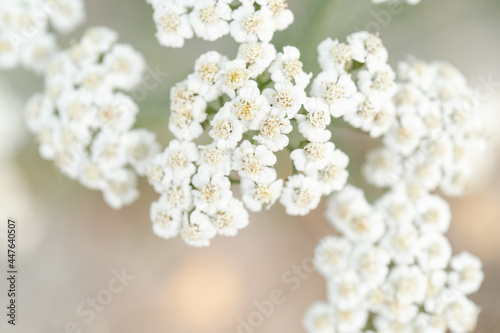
top-left (325, 185), bottom-right (370, 225)
top-left (159, 182), bottom-right (193, 212)
top-left (303, 302), bottom-right (336, 333)
top-left (306, 149), bottom-right (349, 195)
top-left (374, 189), bottom-right (416, 227)
top-left (91, 131), bottom-right (128, 173)
top-left (263, 81), bottom-right (306, 118)
top-left (47, 0), bottom-right (86, 34)
top-left (211, 198), bottom-right (249, 236)
top-left (335, 307), bottom-right (368, 332)
top-left (241, 177), bottom-right (283, 212)
top-left (381, 223), bottom-right (419, 265)
top-left (219, 59), bottom-right (252, 98)
top-left (296, 98), bottom-right (332, 142)
top-left (416, 232), bottom-right (452, 271)
top-left (78, 159), bottom-right (106, 190)
top-left (291, 141), bottom-right (336, 172)
top-left (189, 0), bottom-right (231, 41)
top-left (388, 265), bottom-right (427, 305)
top-left (327, 270), bottom-right (368, 310)
top-left (153, 1), bottom-right (193, 48)
top-left (317, 38), bottom-right (361, 73)
top-left (94, 92), bottom-right (138, 133)
top-left (351, 245), bottom-right (390, 287)
top-left (209, 103), bottom-right (244, 149)
top-left (181, 210), bottom-right (217, 247)
top-left (188, 51), bottom-right (228, 101)
top-left (314, 236), bottom-right (352, 278)
top-left (362, 147), bottom-right (403, 188)
top-left (121, 129), bottom-right (161, 176)
top-left (310, 70), bottom-right (358, 117)
top-left (232, 140), bottom-right (277, 183)
top-left (347, 31), bottom-right (388, 67)
top-left (192, 170), bottom-right (232, 214)
top-left (415, 194), bottom-right (451, 234)
top-left (444, 294), bottom-right (480, 333)
top-left (20, 34), bottom-right (58, 74)
top-left (148, 140), bottom-right (198, 189)
top-left (253, 107), bottom-right (293, 151)
top-left (230, 5), bottom-right (274, 43)
top-left (266, 0), bottom-right (294, 31)
top-left (102, 169), bottom-right (140, 209)
top-left (237, 42), bottom-right (277, 78)
top-left (357, 62), bottom-right (397, 99)
top-left (269, 46), bottom-right (311, 87)
top-left (280, 174), bottom-right (322, 216)
top-left (56, 88), bottom-right (97, 128)
top-left (103, 43), bottom-right (146, 91)
top-left (197, 143), bottom-right (232, 176)
top-left (448, 252), bottom-right (484, 295)
top-left (150, 198), bottom-right (183, 239)
top-left (80, 27), bottom-right (119, 55)
top-left (231, 80), bottom-right (270, 131)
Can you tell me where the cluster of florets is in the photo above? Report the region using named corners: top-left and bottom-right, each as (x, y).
top-left (0, 0), bottom-right (85, 73)
top-left (147, 0), bottom-right (293, 48)
top-left (304, 184), bottom-right (484, 333)
top-left (145, 37), bottom-right (361, 246)
top-left (314, 31), bottom-right (398, 138)
top-left (362, 58), bottom-right (488, 195)
top-left (24, 27), bottom-right (160, 209)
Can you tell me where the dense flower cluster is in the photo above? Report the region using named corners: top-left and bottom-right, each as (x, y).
top-left (314, 32), bottom-right (397, 138)
top-left (147, 0), bottom-right (293, 48)
top-left (0, 0), bottom-right (85, 73)
top-left (304, 184), bottom-right (484, 333)
top-left (362, 59), bottom-right (488, 195)
top-left (145, 40), bottom-right (356, 246)
top-left (24, 27), bottom-right (160, 209)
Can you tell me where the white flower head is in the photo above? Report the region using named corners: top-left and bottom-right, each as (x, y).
top-left (181, 210), bottom-right (217, 247)
top-left (448, 252), bottom-right (484, 295)
top-left (253, 107), bottom-right (293, 151)
top-left (232, 140), bottom-right (277, 183)
top-left (310, 70), bottom-right (358, 118)
top-left (192, 170), bottom-right (232, 215)
top-left (241, 177), bottom-right (283, 212)
top-left (230, 5), bottom-right (274, 43)
top-left (189, 0), bottom-right (231, 41)
top-left (296, 98), bottom-right (332, 142)
top-left (153, 1), bottom-right (193, 48)
top-left (269, 46), bottom-right (312, 87)
top-left (263, 81), bottom-right (306, 118)
top-left (280, 174), bottom-right (322, 216)
top-left (211, 197), bottom-right (249, 236)
top-left (237, 42), bottom-right (277, 78)
top-left (209, 102), bottom-right (244, 149)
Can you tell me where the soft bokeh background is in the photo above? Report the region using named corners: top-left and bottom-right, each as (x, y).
top-left (1, 0), bottom-right (500, 332)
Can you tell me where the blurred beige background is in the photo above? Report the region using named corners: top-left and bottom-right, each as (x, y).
top-left (1, 0), bottom-right (500, 332)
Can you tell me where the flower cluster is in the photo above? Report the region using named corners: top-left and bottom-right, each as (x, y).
top-left (146, 41), bottom-right (353, 246)
top-left (362, 58), bottom-right (488, 195)
top-left (147, 0), bottom-right (293, 48)
top-left (304, 184), bottom-right (484, 333)
top-left (24, 27), bottom-right (160, 209)
top-left (0, 0), bottom-right (85, 73)
top-left (313, 32), bottom-right (397, 138)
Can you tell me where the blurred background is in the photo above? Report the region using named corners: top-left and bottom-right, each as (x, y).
top-left (1, 0), bottom-right (500, 332)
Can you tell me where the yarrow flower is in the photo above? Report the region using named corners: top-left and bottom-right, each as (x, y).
top-left (0, 0), bottom-right (85, 73)
top-left (147, 0), bottom-right (294, 48)
top-left (305, 185), bottom-right (484, 333)
top-left (362, 58), bottom-right (488, 195)
top-left (24, 27), bottom-right (160, 209)
top-left (147, 39), bottom-right (352, 246)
